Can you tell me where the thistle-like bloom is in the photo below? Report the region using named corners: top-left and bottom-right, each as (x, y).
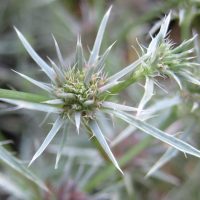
top-left (2, 8), bottom-right (200, 174)
top-left (135, 12), bottom-right (200, 114)
top-left (11, 7), bottom-right (127, 173)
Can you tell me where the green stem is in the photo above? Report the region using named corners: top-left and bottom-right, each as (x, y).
top-left (111, 69), bottom-right (144, 94)
top-left (0, 89), bottom-right (50, 103)
top-left (101, 67), bottom-right (145, 100)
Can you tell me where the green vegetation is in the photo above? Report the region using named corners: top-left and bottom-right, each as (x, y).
top-left (0, 1), bottom-right (200, 199)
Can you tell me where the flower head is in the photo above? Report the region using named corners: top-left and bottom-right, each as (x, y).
top-left (135, 13), bottom-right (200, 114)
top-left (10, 7), bottom-right (124, 173)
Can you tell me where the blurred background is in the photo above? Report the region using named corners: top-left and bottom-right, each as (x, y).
top-left (1, 0), bottom-right (200, 199)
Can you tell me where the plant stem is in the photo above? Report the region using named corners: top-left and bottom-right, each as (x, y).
top-left (101, 67), bottom-right (145, 100)
top-left (111, 69), bottom-right (144, 94)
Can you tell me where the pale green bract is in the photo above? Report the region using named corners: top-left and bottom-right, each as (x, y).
top-left (1, 8), bottom-right (200, 175)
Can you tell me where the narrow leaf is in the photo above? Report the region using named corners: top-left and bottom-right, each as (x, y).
top-left (111, 111), bottom-right (200, 159)
top-left (146, 147), bottom-right (178, 178)
top-left (14, 27), bottom-right (55, 81)
top-left (84, 67), bottom-right (95, 85)
top-left (13, 70), bottom-right (52, 92)
top-left (95, 41), bottom-right (116, 72)
top-left (102, 101), bottom-right (138, 112)
top-left (88, 6), bottom-right (112, 65)
top-left (29, 117), bottom-right (63, 166)
top-left (147, 13), bottom-right (171, 57)
top-left (0, 98), bottom-right (62, 113)
top-left (166, 70), bottom-right (182, 90)
top-left (89, 120), bottom-right (123, 174)
top-left (47, 57), bottom-right (65, 83)
top-left (146, 124), bottom-right (194, 177)
top-left (55, 122), bottom-right (68, 169)
top-left (159, 12), bottom-right (171, 38)
top-left (75, 112), bottom-right (81, 134)
top-left (75, 35), bottom-right (85, 70)
top-left (137, 77), bottom-right (154, 116)
top-left (52, 34), bottom-right (65, 69)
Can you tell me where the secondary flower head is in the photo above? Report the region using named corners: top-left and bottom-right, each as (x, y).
top-left (135, 13), bottom-right (200, 114)
top-left (139, 12), bottom-right (200, 86)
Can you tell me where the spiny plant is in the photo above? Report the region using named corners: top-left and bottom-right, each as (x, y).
top-left (0, 6), bottom-right (200, 175)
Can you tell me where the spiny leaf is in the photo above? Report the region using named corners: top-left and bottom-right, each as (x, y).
top-left (75, 112), bottom-right (81, 134)
top-left (137, 77), bottom-right (154, 116)
top-left (111, 110), bottom-right (200, 159)
top-left (146, 124), bottom-right (194, 177)
top-left (29, 117), bottom-right (63, 166)
top-left (88, 6), bottom-right (112, 65)
top-left (147, 13), bottom-right (171, 58)
top-left (47, 57), bottom-right (65, 84)
top-left (52, 34), bottom-right (65, 69)
top-left (14, 27), bottom-right (55, 81)
top-left (89, 120), bottom-right (123, 174)
top-left (84, 67), bottom-right (95, 85)
top-left (102, 101), bottom-right (138, 112)
top-left (159, 12), bottom-right (171, 38)
top-left (146, 147), bottom-right (178, 178)
top-left (95, 41), bottom-right (116, 72)
top-left (85, 42), bottom-right (115, 85)
top-left (166, 70), bottom-right (183, 90)
top-left (0, 98), bottom-right (62, 113)
top-left (75, 35), bottom-right (85, 70)
top-left (13, 70), bottom-right (52, 92)
top-left (55, 123), bottom-right (68, 169)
